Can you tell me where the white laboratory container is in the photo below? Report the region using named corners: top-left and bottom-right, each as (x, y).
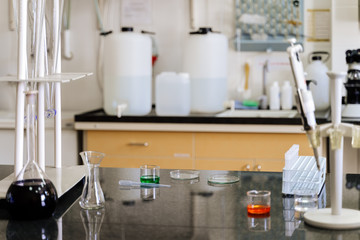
top-left (269, 81), bottom-right (280, 110)
top-left (183, 28), bottom-right (228, 113)
top-left (155, 72), bottom-right (191, 116)
top-left (305, 55), bottom-right (330, 111)
top-left (281, 81), bottom-right (293, 110)
top-left (103, 27), bottom-right (152, 116)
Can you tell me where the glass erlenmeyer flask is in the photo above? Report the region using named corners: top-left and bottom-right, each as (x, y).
top-left (6, 90), bottom-right (58, 220)
top-left (79, 151), bottom-right (105, 209)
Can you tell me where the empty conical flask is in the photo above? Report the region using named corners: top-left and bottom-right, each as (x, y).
top-left (79, 151), bottom-right (105, 209)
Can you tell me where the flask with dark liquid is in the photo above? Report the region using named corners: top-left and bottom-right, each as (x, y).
top-left (6, 91), bottom-right (58, 220)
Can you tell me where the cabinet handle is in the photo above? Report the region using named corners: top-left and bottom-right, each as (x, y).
top-left (245, 164), bottom-right (251, 171)
top-left (128, 142), bottom-right (149, 147)
top-left (256, 165), bottom-right (262, 171)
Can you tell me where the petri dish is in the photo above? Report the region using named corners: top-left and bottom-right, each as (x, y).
top-left (170, 170), bottom-right (200, 180)
top-left (207, 174), bottom-right (239, 184)
top-left (170, 178), bottom-right (199, 185)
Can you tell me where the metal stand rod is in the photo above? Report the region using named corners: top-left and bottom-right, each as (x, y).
top-left (54, 0), bottom-right (62, 168)
top-left (14, 0), bottom-right (28, 177)
top-left (37, 15), bottom-right (46, 171)
top-left (38, 82), bottom-right (46, 171)
top-left (55, 82), bottom-right (62, 168)
top-left (328, 72), bottom-right (344, 215)
top-left (15, 83), bottom-right (25, 177)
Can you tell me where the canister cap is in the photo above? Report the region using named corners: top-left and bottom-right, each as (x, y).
top-left (311, 56), bottom-right (322, 61)
top-left (121, 27), bottom-right (134, 32)
top-left (190, 27), bottom-right (213, 35)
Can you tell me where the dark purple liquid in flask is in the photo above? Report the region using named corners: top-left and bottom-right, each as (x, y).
top-left (6, 179), bottom-right (57, 220)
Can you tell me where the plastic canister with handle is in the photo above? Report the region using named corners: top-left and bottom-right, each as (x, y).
top-left (155, 72), bottom-right (191, 116)
top-left (103, 27), bottom-right (152, 116)
top-left (183, 27), bottom-right (228, 113)
top-left (305, 52), bottom-right (330, 111)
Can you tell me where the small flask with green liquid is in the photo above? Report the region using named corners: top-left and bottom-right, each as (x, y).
top-left (140, 165), bottom-right (160, 184)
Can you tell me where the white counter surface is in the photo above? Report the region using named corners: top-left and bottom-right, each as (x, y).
top-left (74, 121), bottom-right (306, 133)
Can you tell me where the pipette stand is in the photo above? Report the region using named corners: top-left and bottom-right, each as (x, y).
top-left (303, 72), bottom-right (360, 229)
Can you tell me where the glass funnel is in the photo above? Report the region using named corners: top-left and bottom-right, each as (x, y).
top-left (79, 151), bottom-right (105, 209)
top-left (6, 90), bottom-right (58, 220)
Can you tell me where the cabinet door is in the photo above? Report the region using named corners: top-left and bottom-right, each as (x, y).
top-left (195, 158), bottom-right (253, 171)
top-left (253, 159), bottom-right (285, 172)
top-left (195, 132), bottom-right (313, 159)
top-left (85, 131), bottom-right (194, 169)
top-left (195, 132), bottom-right (313, 172)
top-left (86, 131), bottom-right (193, 157)
top-left (100, 156), bottom-right (193, 169)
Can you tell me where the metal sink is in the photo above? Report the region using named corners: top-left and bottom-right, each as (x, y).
top-left (215, 109), bottom-right (298, 118)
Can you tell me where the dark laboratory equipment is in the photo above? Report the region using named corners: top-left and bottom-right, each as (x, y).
top-left (343, 49), bottom-right (360, 117)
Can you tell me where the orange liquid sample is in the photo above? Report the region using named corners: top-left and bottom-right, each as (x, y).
top-left (247, 204), bottom-right (271, 214)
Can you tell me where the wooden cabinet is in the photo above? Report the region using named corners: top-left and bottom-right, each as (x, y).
top-left (194, 132), bottom-right (313, 171)
top-left (86, 131), bottom-right (194, 169)
top-left (84, 130), bottom-right (314, 172)
top-left (195, 158), bottom-right (253, 171)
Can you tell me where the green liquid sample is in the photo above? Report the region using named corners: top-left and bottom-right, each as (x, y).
top-left (140, 175), bottom-right (160, 184)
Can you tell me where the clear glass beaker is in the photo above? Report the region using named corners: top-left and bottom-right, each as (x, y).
top-left (6, 91), bottom-right (58, 220)
top-left (247, 190), bottom-right (271, 215)
top-left (140, 165), bottom-right (160, 184)
top-left (294, 189), bottom-right (318, 219)
top-left (79, 151), bottom-right (105, 209)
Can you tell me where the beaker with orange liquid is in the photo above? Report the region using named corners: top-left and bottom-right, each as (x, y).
top-left (247, 190), bottom-right (271, 215)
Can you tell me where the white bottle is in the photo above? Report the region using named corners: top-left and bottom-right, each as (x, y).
top-left (281, 81), bottom-right (293, 110)
top-left (269, 81), bottom-right (280, 110)
top-left (305, 55), bottom-right (330, 111)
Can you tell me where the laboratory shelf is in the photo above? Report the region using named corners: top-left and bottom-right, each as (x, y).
top-left (0, 72), bottom-right (92, 83)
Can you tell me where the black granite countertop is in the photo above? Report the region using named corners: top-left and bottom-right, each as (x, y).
top-left (74, 108), bottom-right (333, 125)
top-left (1, 167), bottom-right (359, 239)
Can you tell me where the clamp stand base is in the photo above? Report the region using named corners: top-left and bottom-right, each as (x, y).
top-left (304, 208), bottom-right (360, 230)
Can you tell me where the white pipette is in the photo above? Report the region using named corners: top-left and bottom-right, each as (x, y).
top-left (119, 180), bottom-right (171, 188)
top-left (287, 38), bottom-right (320, 170)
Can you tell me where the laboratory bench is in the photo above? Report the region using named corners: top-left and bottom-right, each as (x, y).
top-left (74, 109), bottom-right (330, 172)
top-left (0, 166), bottom-right (359, 239)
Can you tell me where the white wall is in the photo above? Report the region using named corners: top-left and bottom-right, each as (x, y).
top-left (331, 0), bottom-right (360, 72)
top-left (0, 0), bottom-right (358, 171)
top-left (0, 0), bottom-right (332, 112)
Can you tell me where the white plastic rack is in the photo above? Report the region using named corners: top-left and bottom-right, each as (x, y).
top-left (282, 144), bottom-right (326, 195)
